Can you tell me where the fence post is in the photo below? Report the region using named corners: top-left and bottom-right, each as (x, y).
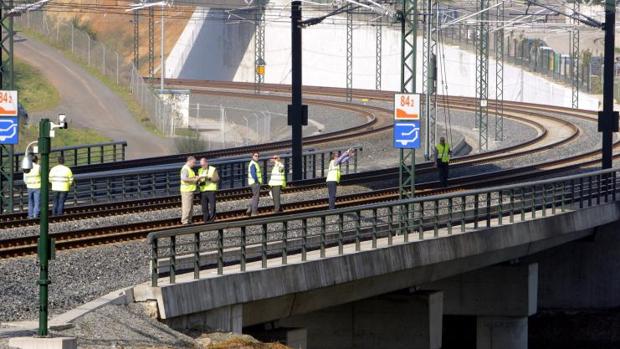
top-left (116, 52), bottom-right (119, 84)
top-left (71, 23), bottom-right (74, 53)
top-left (88, 36), bottom-right (91, 65)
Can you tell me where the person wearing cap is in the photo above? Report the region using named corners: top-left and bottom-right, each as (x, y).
top-left (24, 155), bottom-right (41, 219)
top-left (268, 155), bottom-right (286, 213)
top-left (246, 152), bottom-right (262, 216)
top-left (198, 157), bottom-right (219, 223)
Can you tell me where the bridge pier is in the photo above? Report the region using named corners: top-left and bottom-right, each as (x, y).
top-left (424, 263), bottom-right (538, 349)
top-left (276, 291), bottom-right (443, 349)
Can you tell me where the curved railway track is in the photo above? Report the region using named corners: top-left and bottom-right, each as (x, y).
top-left (0, 82), bottom-right (608, 259)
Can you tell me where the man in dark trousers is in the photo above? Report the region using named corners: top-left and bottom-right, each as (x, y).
top-left (198, 157), bottom-right (219, 223)
top-left (435, 137), bottom-right (451, 187)
top-left (246, 152), bottom-right (262, 216)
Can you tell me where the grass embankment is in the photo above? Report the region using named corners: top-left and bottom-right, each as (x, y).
top-left (14, 58), bottom-right (110, 152)
top-left (18, 26), bottom-right (162, 136)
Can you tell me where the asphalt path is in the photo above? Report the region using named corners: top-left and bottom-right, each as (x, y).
top-left (15, 35), bottom-right (175, 159)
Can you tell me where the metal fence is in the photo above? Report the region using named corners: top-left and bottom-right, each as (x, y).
top-left (11, 141), bottom-right (127, 173)
top-left (188, 103), bottom-right (287, 148)
top-left (10, 146), bottom-right (361, 212)
top-left (148, 168), bottom-right (618, 286)
top-left (15, 11), bottom-right (177, 136)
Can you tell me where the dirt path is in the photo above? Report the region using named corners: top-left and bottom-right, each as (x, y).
top-left (15, 34), bottom-right (176, 159)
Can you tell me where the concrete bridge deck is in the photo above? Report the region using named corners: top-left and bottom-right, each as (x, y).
top-left (135, 169), bottom-right (620, 349)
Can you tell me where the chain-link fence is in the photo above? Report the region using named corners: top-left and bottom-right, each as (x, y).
top-left (15, 10), bottom-right (177, 136)
top-left (187, 103), bottom-right (286, 149)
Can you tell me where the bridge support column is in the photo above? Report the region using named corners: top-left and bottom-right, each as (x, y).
top-left (278, 291), bottom-right (443, 349)
top-left (477, 316), bottom-right (528, 349)
top-left (424, 263), bottom-right (538, 349)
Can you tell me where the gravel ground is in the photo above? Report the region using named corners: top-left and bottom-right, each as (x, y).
top-left (0, 93), bottom-right (604, 326)
top-left (0, 185), bottom-right (371, 322)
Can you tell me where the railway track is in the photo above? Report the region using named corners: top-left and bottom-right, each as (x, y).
top-left (0, 83), bottom-right (606, 258)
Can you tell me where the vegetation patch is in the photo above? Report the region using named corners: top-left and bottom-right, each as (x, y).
top-left (18, 123), bottom-right (111, 152)
top-left (14, 58), bottom-right (60, 112)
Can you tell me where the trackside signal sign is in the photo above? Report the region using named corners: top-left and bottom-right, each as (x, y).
top-left (394, 93), bottom-right (420, 120)
top-left (0, 90), bottom-right (18, 116)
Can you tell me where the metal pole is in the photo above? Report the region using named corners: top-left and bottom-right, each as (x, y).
top-left (475, 0), bottom-right (490, 151)
top-left (601, 0), bottom-right (617, 169)
top-left (346, 5), bottom-right (353, 102)
top-left (0, 0), bottom-right (15, 213)
top-left (571, 1), bottom-right (580, 109)
top-left (37, 119), bottom-right (51, 336)
top-left (289, 1), bottom-right (305, 181)
top-left (149, 6), bottom-right (154, 78)
top-left (375, 18), bottom-right (382, 90)
top-left (134, 9), bottom-right (139, 70)
top-left (494, 0), bottom-right (504, 141)
top-left (160, 4), bottom-right (165, 92)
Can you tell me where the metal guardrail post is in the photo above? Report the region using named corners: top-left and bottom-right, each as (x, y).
top-left (474, 194), bottom-right (480, 228)
top-left (542, 185), bottom-right (547, 217)
top-left (510, 189), bottom-right (515, 223)
top-left (498, 191), bottom-right (503, 225)
top-left (151, 238), bottom-right (158, 287)
top-left (217, 229), bottom-right (224, 275)
top-left (320, 216), bottom-right (326, 258)
top-left (460, 196), bottom-right (466, 232)
top-left (552, 184), bottom-right (557, 215)
top-left (321, 153), bottom-right (325, 178)
top-left (448, 198), bottom-right (453, 234)
top-left (597, 174), bottom-right (602, 205)
top-left (338, 213), bottom-right (344, 254)
top-left (403, 204), bottom-right (410, 243)
top-left (613, 173), bottom-right (617, 201)
top-left (486, 193), bottom-right (492, 227)
top-left (169, 236), bottom-right (176, 284)
top-left (418, 202), bottom-right (425, 239)
top-left (434, 200), bottom-right (439, 237)
top-left (588, 176), bottom-right (593, 207)
top-left (193, 232), bottom-right (200, 280)
top-left (282, 222), bottom-right (288, 265)
top-left (240, 226), bottom-right (246, 272)
top-left (261, 224), bottom-right (267, 268)
top-left (387, 207), bottom-right (393, 245)
top-left (561, 182), bottom-right (566, 212)
top-left (579, 177), bottom-right (584, 209)
top-left (372, 208), bottom-right (378, 248)
top-left (355, 211), bottom-right (361, 252)
top-left (302, 218), bottom-right (308, 261)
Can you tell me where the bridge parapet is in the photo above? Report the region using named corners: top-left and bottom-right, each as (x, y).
top-left (147, 167), bottom-right (619, 289)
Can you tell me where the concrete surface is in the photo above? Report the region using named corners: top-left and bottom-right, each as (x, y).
top-left (278, 291), bottom-right (443, 349)
top-left (8, 336), bottom-right (76, 349)
top-left (15, 35), bottom-right (175, 159)
top-left (477, 317), bottom-right (528, 349)
top-left (136, 202), bottom-right (620, 328)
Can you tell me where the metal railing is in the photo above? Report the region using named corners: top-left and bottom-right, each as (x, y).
top-left (12, 141), bottom-right (127, 172)
top-left (147, 168), bottom-right (619, 286)
top-left (9, 146), bottom-right (361, 212)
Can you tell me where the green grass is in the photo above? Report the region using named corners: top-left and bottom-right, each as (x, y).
top-left (18, 26), bottom-right (163, 137)
top-left (14, 58), bottom-right (60, 112)
top-left (17, 123), bottom-right (111, 153)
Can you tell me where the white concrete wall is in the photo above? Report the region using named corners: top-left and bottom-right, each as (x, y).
top-left (170, 4), bottom-right (600, 110)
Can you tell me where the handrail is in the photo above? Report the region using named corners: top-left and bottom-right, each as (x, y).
top-left (147, 167), bottom-right (619, 286)
top-left (11, 141), bottom-right (127, 171)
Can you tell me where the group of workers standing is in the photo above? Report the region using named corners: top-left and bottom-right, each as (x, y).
top-left (179, 148), bottom-right (356, 224)
top-left (23, 156), bottom-right (74, 219)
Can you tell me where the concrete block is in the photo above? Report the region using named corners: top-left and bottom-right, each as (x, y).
top-left (476, 317), bottom-right (527, 349)
top-left (286, 328), bottom-right (307, 349)
top-left (8, 336), bottom-right (76, 349)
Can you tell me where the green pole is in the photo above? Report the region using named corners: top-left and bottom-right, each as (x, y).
top-left (37, 118), bottom-right (51, 337)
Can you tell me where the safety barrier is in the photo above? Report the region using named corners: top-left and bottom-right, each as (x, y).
top-left (147, 168), bottom-right (618, 286)
top-left (12, 141), bottom-right (127, 171)
top-left (9, 146), bottom-right (361, 212)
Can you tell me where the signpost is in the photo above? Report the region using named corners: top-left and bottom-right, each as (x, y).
top-left (0, 90), bottom-right (18, 213)
top-left (393, 93), bottom-right (421, 150)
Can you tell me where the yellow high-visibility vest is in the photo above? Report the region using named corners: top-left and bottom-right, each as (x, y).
top-left (180, 165), bottom-right (197, 192)
top-left (248, 160), bottom-right (263, 185)
top-left (436, 143), bottom-right (451, 163)
top-left (198, 166), bottom-right (218, 192)
top-left (268, 162), bottom-right (286, 188)
top-left (49, 164), bottom-right (73, 192)
top-left (24, 163), bottom-right (41, 189)
top-left (326, 160), bottom-right (341, 183)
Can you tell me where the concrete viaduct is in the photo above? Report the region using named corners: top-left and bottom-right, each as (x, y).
top-left (134, 170), bottom-right (620, 349)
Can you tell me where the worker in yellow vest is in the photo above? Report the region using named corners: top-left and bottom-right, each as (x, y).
top-left (24, 155), bottom-right (41, 219)
top-left (198, 157), bottom-right (219, 223)
top-left (49, 156), bottom-right (73, 216)
top-left (435, 137), bottom-right (451, 187)
top-left (246, 152), bottom-right (262, 216)
top-left (326, 148), bottom-right (355, 209)
top-left (180, 156), bottom-right (201, 225)
top-left (268, 155), bottom-right (286, 213)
